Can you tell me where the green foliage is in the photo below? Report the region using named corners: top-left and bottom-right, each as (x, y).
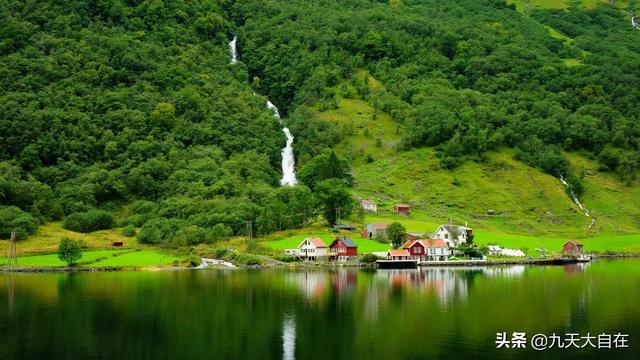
top-left (0, 0), bottom-right (295, 240)
top-left (235, 0), bottom-right (640, 181)
top-left (387, 222), bottom-right (406, 248)
top-left (58, 238), bottom-right (83, 267)
top-left (63, 209), bottom-right (114, 233)
top-left (456, 243), bottom-right (484, 259)
top-left (314, 179), bottom-right (354, 226)
top-left (298, 150), bottom-right (353, 190)
top-left (359, 253), bottom-right (381, 264)
top-left (0, 205), bottom-right (38, 240)
top-left (122, 225), bottom-right (136, 237)
top-left (137, 218), bottom-right (183, 246)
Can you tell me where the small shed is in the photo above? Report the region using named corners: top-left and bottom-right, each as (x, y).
top-left (394, 204), bottom-right (411, 214)
top-left (562, 240), bottom-right (584, 257)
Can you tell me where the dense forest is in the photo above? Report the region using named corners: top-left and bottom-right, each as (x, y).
top-left (0, 0), bottom-right (353, 243)
top-left (2, 0), bottom-right (640, 244)
top-left (233, 0), bottom-right (640, 189)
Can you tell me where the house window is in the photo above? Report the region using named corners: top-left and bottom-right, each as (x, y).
top-left (444, 234), bottom-right (449, 239)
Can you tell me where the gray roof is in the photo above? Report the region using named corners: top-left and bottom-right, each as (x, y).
top-left (441, 225), bottom-right (470, 240)
top-left (334, 237), bottom-right (357, 248)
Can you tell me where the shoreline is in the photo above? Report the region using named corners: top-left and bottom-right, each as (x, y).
top-left (2, 253), bottom-right (639, 273)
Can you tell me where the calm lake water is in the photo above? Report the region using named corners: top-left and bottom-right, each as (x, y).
top-left (1, 259), bottom-right (639, 360)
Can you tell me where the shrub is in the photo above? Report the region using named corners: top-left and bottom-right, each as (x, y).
top-left (276, 255), bottom-right (297, 263)
top-left (359, 253), bottom-right (380, 264)
top-left (214, 248), bottom-right (229, 258)
top-left (0, 205), bottom-right (39, 240)
top-left (375, 233), bottom-right (388, 243)
top-left (121, 225), bottom-right (136, 237)
top-left (63, 209), bottom-right (114, 233)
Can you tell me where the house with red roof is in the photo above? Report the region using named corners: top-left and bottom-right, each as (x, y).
top-left (402, 239), bottom-right (449, 262)
top-left (285, 237), bottom-right (329, 261)
top-left (386, 249), bottom-right (411, 261)
top-left (422, 239), bottom-right (449, 261)
top-left (362, 222), bottom-right (389, 239)
top-left (329, 237), bottom-right (358, 261)
top-left (402, 239), bottom-right (426, 261)
top-left (562, 240), bottom-right (584, 257)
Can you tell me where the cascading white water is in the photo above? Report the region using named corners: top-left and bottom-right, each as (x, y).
top-left (266, 100), bottom-right (298, 186)
top-left (559, 175), bottom-right (589, 216)
top-left (229, 36), bottom-right (238, 64)
top-left (229, 36), bottom-right (297, 186)
top-left (633, 15), bottom-right (640, 30)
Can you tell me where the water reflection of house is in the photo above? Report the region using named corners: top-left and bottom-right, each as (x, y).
top-left (563, 262), bottom-right (590, 274)
top-left (420, 268), bottom-right (470, 303)
top-left (330, 269), bottom-right (358, 297)
top-left (285, 272), bottom-right (329, 300)
top-left (483, 266), bottom-right (526, 278)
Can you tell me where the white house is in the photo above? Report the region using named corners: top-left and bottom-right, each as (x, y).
top-left (422, 239), bottom-right (449, 261)
top-left (433, 225), bottom-right (473, 250)
top-left (361, 199), bottom-right (377, 212)
top-left (285, 237), bottom-right (329, 260)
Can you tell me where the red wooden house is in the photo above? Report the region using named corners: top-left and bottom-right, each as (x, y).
top-left (562, 240), bottom-right (584, 256)
top-left (402, 239), bottom-right (425, 261)
top-left (329, 237), bottom-right (358, 261)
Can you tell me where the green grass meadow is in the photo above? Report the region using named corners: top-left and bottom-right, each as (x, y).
top-left (0, 249), bottom-right (181, 268)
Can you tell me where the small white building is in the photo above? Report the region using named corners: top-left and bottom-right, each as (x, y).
top-left (361, 199), bottom-right (377, 212)
top-left (433, 225), bottom-right (473, 251)
top-left (285, 237), bottom-right (329, 261)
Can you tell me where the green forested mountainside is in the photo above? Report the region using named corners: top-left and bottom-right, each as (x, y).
top-left (2, 0), bottom-right (640, 246)
top-left (233, 0), bottom-right (640, 186)
top-left (0, 0), bottom-right (332, 242)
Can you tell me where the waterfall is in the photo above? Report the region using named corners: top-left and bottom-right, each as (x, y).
top-left (633, 15), bottom-right (640, 30)
top-left (229, 36), bottom-right (297, 186)
top-left (229, 36), bottom-right (238, 64)
top-left (559, 175), bottom-right (589, 217)
top-left (266, 101), bottom-right (298, 186)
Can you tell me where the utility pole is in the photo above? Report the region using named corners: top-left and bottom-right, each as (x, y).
top-left (246, 221), bottom-right (253, 240)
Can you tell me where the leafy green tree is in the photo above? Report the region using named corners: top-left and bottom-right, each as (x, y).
top-left (314, 179), bottom-right (354, 226)
top-left (387, 222), bottom-right (406, 248)
top-left (298, 150), bottom-right (353, 190)
top-left (58, 238), bottom-right (83, 267)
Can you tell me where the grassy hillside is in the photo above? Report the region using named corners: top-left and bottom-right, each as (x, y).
top-left (0, 222), bottom-right (184, 268)
top-left (507, 0), bottom-right (631, 11)
top-left (311, 74), bottom-right (640, 241)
